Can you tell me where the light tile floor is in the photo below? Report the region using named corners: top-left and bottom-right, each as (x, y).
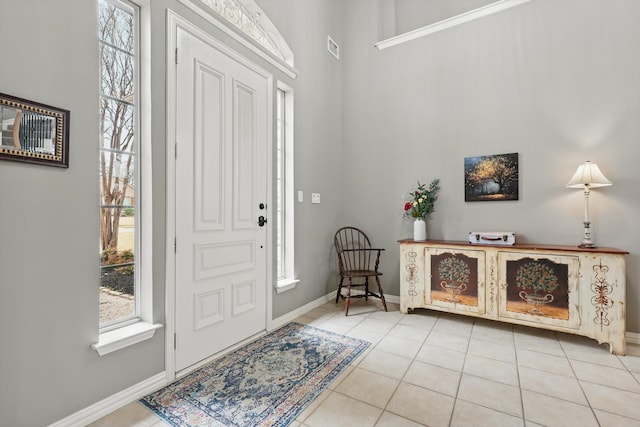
top-left (90, 300), bottom-right (640, 427)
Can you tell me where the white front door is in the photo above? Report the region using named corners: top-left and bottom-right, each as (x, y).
top-left (174, 26), bottom-right (271, 372)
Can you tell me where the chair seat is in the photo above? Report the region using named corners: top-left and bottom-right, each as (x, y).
top-left (343, 270), bottom-right (383, 277)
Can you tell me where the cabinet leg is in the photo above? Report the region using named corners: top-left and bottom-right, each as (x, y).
top-left (609, 339), bottom-right (626, 356)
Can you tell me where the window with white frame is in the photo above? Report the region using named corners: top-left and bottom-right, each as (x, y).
top-left (93, 0), bottom-right (160, 356)
top-left (276, 84), bottom-right (297, 292)
top-left (98, 0), bottom-right (140, 327)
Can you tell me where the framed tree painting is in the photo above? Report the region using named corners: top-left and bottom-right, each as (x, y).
top-left (464, 152), bottom-right (518, 201)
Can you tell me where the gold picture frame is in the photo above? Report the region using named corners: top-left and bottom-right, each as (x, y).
top-left (0, 92), bottom-right (69, 167)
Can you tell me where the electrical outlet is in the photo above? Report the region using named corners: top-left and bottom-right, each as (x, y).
top-left (311, 193), bottom-right (321, 204)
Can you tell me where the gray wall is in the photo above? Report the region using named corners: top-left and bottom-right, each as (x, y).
top-left (341, 0), bottom-right (640, 331)
top-left (0, 1), bottom-right (164, 426)
top-left (256, 0), bottom-right (347, 318)
top-left (393, 0), bottom-right (498, 34)
top-left (0, 0), bottom-right (344, 425)
top-left (0, 0), bottom-right (638, 425)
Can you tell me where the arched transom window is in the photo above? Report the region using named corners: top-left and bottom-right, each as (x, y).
top-left (193, 0), bottom-right (294, 66)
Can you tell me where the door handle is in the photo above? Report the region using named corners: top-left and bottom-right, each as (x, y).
top-left (258, 215), bottom-right (267, 227)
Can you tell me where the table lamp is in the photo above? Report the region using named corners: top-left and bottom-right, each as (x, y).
top-left (565, 161), bottom-right (612, 248)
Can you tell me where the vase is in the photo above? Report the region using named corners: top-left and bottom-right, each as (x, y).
top-left (519, 290), bottom-right (554, 315)
top-left (413, 218), bottom-right (427, 241)
top-left (440, 280), bottom-right (468, 303)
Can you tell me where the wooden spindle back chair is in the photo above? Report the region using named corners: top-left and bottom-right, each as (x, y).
top-left (334, 226), bottom-right (388, 316)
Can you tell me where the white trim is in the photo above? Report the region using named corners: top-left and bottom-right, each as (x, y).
top-left (627, 331), bottom-right (640, 346)
top-left (375, 0), bottom-right (532, 50)
top-left (271, 293), bottom-right (400, 328)
top-left (177, 0), bottom-right (298, 79)
top-left (92, 321), bottom-right (163, 356)
top-left (384, 294), bottom-right (400, 305)
top-left (275, 278), bottom-right (300, 293)
top-left (47, 372), bottom-right (166, 427)
top-left (241, 0), bottom-right (293, 63)
top-left (276, 81), bottom-right (296, 286)
top-left (271, 292), bottom-right (335, 329)
top-left (327, 35), bottom-right (340, 60)
top-left (265, 73), bottom-right (275, 333)
top-left (137, 0), bottom-right (154, 324)
top-left (165, 10), bottom-right (179, 382)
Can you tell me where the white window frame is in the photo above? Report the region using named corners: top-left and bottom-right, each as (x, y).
top-left (275, 82), bottom-right (298, 293)
top-left (92, 0), bottom-right (161, 356)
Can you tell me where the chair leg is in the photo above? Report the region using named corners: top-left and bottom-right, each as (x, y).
top-left (376, 275), bottom-right (388, 312)
top-left (335, 278), bottom-right (344, 304)
top-left (345, 277), bottom-right (352, 316)
top-left (364, 277), bottom-right (369, 301)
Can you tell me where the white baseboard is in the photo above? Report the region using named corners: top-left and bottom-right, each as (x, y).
top-left (627, 331), bottom-right (640, 345)
top-left (271, 292), bottom-right (335, 329)
top-left (271, 293), bottom-right (401, 329)
top-left (384, 294), bottom-right (400, 305)
top-left (48, 372), bottom-right (166, 427)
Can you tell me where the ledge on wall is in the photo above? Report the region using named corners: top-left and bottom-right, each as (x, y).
top-left (375, 0), bottom-right (532, 50)
top-left (92, 321), bottom-right (163, 356)
top-left (275, 278), bottom-right (300, 294)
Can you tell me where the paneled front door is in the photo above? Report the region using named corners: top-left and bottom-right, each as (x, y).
top-left (174, 26), bottom-right (271, 372)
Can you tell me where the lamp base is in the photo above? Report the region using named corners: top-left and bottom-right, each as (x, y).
top-left (578, 242), bottom-right (597, 249)
top-left (578, 220), bottom-right (596, 249)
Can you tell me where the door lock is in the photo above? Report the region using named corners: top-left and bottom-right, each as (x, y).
top-left (259, 203), bottom-right (266, 210)
top-left (258, 215), bottom-right (267, 227)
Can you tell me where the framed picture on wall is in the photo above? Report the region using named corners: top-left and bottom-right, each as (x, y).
top-left (0, 92), bottom-right (69, 168)
top-left (464, 152), bottom-right (518, 201)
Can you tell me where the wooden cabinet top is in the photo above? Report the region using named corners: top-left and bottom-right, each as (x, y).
top-left (398, 239), bottom-right (629, 255)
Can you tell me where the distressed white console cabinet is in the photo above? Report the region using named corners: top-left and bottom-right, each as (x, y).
top-left (399, 240), bottom-right (628, 355)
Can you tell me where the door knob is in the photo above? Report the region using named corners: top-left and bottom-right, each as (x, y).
top-left (258, 215), bottom-right (267, 227)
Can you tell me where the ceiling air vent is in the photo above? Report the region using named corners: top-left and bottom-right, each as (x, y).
top-left (327, 36), bottom-right (340, 60)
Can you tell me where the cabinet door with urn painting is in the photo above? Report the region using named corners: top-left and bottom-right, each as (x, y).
top-left (497, 252), bottom-right (580, 329)
top-left (425, 248), bottom-right (485, 314)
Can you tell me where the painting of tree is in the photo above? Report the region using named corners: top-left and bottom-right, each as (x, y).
top-left (465, 153), bottom-right (518, 201)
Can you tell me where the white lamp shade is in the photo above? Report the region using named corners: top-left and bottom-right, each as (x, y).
top-left (566, 161), bottom-right (612, 188)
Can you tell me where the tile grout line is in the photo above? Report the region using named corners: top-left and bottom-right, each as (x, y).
top-left (447, 316), bottom-right (473, 427)
top-left (379, 309), bottom-right (439, 427)
top-left (349, 304), bottom-right (410, 426)
top-left (560, 333), bottom-right (609, 425)
top-left (511, 324), bottom-right (527, 427)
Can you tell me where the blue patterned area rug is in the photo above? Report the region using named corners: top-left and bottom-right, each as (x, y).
top-left (140, 322), bottom-right (370, 426)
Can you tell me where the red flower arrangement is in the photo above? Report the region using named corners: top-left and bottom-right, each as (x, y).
top-left (403, 179), bottom-right (440, 219)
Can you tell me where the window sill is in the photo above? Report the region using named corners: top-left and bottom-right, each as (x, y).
top-left (276, 278), bottom-right (300, 294)
top-left (92, 321), bottom-right (163, 356)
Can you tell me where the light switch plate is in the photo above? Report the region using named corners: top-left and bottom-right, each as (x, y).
top-left (311, 193), bottom-right (321, 204)
top-left (298, 191), bottom-right (304, 202)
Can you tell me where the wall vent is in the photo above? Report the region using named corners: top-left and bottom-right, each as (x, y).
top-left (327, 36), bottom-right (340, 60)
